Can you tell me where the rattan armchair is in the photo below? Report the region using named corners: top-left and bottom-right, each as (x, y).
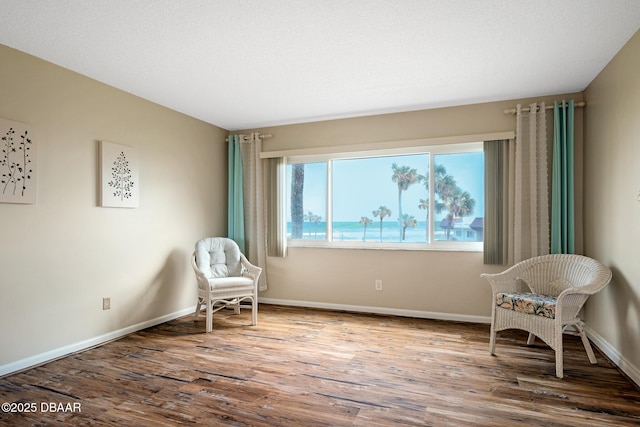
top-left (481, 254), bottom-right (612, 378)
top-left (192, 237), bottom-right (262, 332)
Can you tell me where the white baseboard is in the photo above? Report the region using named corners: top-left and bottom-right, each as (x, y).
top-left (0, 306), bottom-right (195, 378)
top-left (585, 325), bottom-right (640, 387)
top-left (259, 298), bottom-right (492, 324)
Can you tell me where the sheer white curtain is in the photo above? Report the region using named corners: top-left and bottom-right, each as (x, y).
top-left (240, 133), bottom-right (267, 291)
top-left (511, 103), bottom-right (550, 263)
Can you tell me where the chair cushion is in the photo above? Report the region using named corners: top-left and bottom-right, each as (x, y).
top-left (208, 276), bottom-right (254, 290)
top-left (195, 238), bottom-right (243, 278)
top-left (496, 292), bottom-right (557, 319)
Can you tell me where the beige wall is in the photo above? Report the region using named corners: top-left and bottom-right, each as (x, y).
top-left (0, 45), bottom-right (227, 371)
top-left (584, 30), bottom-right (640, 378)
top-left (242, 93), bottom-right (584, 318)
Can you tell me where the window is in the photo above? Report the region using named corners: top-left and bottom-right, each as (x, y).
top-left (285, 142), bottom-right (484, 250)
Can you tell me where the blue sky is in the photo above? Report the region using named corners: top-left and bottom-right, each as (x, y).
top-left (287, 152), bottom-right (484, 223)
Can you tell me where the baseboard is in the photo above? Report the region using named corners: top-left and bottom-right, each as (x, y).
top-left (0, 306), bottom-right (195, 378)
top-left (259, 298), bottom-right (492, 324)
top-left (585, 325), bottom-right (640, 387)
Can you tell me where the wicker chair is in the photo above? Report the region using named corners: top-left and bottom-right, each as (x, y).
top-left (192, 237), bottom-right (262, 332)
top-left (481, 254), bottom-right (612, 378)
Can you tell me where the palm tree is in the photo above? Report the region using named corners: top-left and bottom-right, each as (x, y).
top-left (418, 164), bottom-right (456, 241)
top-left (433, 164), bottom-right (457, 201)
top-left (443, 187), bottom-right (475, 240)
top-left (391, 163), bottom-right (419, 239)
top-left (400, 214), bottom-right (418, 240)
top-left (418, 198), bottom-right (429, 240)
top-left (359, 216), bottom-right (373, 241)
top-left (304, 211), bottom-right (322, 238)
top-left (372, 206), bottom-right (392, 242)
top-left (290, 164), bottom-right (304, 238)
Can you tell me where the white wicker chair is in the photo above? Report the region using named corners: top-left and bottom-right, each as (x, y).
top-left (192, 237), bottom-right (262, 332)
top-left (481, 254), bottom-right (612, 378)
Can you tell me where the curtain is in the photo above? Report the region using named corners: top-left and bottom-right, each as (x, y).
top-left (265, 157), bottom-right (287, 258)
top-left (227, 135), bottom-right (245, 253)
top-left (483, 139), bottom-right (507, 264)
top-left (484, 103), bottom-right (550, 264)
top-left (239, 133), bottom-right (268, 291)
top-left (228, 133), bottom-right (284, 291)
top-left (551, 100), bottom-right (575, 254)
top-left (513, 103), bottom-right (550, 263)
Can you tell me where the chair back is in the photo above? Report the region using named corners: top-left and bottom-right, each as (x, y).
top-left (516, 254), bottom-right (612, 296)
top-left (195, 237), bottom-right (243, 278)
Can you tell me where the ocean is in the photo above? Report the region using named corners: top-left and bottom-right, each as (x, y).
top-left (287, 220), bottom-right (474, 243)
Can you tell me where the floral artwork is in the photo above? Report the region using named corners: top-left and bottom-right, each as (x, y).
top-left (0, 118), bottom-right (37, 204)
top-left (100, 141), bottom-right (139, 208)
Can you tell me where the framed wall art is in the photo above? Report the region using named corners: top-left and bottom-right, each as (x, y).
top-left (100, 140), bottom-right (139, 208)
top-left (0, 117), bottom-right (37, 204)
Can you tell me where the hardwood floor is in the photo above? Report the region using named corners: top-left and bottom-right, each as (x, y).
top-left (1, 304), bottom-right (639, 426)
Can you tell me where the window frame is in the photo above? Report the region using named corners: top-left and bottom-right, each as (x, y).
top-left (285, 141), bottom-right (484, 252)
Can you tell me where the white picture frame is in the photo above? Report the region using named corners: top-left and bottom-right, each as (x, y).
top-left (0, 117), bottom-right (37, 204)
top-left (100, 140), bottom-right (139, 208)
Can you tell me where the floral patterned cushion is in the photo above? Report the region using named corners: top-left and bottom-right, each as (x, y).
top-left (496, 292), bottom-right (557, 319)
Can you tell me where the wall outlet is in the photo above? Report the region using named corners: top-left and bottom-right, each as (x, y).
top-left (103, 297), bottom-right (111, 310)
top-left (375, 279), bottom-right (383, 291)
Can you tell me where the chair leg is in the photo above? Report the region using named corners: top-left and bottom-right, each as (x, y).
top-left (251, 297), bottom-right (257, 326)
top-left (206, 299), bottom-right (213, 333)
top-left (489, 306), bottom-right (497, 355)
top-left (556, 350), bottom-right (564, 378)
top-left (489, 327), bottom-right (496, 355)
top-left (194, 298), bottom-right (202, 321)
top-left (555, 328), bottom-right (564, 379)
top-left (576, 323), bottom-right (598, 364)
top-left (527, 333), bottom-right (536, 345)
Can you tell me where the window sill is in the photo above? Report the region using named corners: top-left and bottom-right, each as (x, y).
top-left (287, 240), bottom-right (483, 252)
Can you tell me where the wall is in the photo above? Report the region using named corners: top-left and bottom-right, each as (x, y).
top-left (584, 30), bottom-right (640, 382)
top-left (242, 92), bottom-right (584, 320)
top-left (0, 45), bottom-right (227, 374)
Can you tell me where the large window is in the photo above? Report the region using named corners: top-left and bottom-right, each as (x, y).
top-left (286, 142), bottom-right (484, 250)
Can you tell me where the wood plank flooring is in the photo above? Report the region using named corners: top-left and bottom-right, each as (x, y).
top-left (1, 304), bottom-right (639, 426)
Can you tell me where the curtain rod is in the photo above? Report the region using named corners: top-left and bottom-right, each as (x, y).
top-left (225, 133), bottom-right (272, 142)
top-left (503, 101), bottom-right (586, 115)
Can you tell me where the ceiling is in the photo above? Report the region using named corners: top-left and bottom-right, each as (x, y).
top-left (1, 1), bottom-right (640, 131)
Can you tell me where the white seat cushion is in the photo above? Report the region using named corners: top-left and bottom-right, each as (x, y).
top-left (207, 276), bottom-right (254, 290)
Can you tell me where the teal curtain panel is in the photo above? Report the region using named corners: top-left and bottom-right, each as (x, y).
top-left (551, 100), bottom-right (575, 254)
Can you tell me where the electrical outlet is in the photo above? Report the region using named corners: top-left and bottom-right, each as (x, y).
top-left (103, 297), bottom-right (111, 310)
top-left (375, 279), bottom-right (383, 291)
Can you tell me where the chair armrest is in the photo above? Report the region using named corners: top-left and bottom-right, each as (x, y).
top-left (481, 264), bottom-right (527, 294)
top-left (555, 288), bottom-right (591, 322)
top-left (240, 253), bottom-right (263, 284)
top-left (556, 272), bottom-right (611, 320)
top-left (191, 251), bottom-right (211, 291)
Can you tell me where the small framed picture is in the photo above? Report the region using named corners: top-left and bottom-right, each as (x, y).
top-left (0, 117), bottom-right (37, 204)
top-left (100, 140), bottom-right (139, 208)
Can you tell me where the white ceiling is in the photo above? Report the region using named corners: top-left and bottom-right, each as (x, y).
top-left (1, 1), bottom-right (640, 131)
